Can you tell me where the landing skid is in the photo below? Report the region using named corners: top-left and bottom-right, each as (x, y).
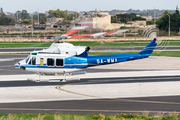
top-left (28, 71), bottom-right (85, 82)
top-left (27, 77), bottom-right (80, 82)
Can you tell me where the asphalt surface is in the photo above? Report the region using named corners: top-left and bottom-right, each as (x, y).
top-left (0, 55), bottom-right (33, 75)
top-left (1, 95), bottom-right (180, 114)
top-left (0, 96), bottom-right (179, 114)
top-left (1, 54), bottom-right (180, 114)
top-left (0, 54), bottom-right (27, 58)
top-left (0, 46), bottom-right (180, 53)
top-left (0, 76), bottom-right (180, 114)
top-left (0, 55), bottom-right (172, 75)
top-left (0, 76), bottom-right (180, 87)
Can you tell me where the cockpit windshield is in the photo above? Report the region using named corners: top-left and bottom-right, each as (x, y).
top-left (25, 55), bottom-right (31, 63)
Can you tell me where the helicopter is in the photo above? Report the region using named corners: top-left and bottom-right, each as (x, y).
top-left (14, 22), bottom-right (157, 82)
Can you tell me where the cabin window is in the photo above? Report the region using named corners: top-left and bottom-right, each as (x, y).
top-left (28, 57), bottom-right (36, 65)
top-left (47, 58), bottom-right (54, 66)
top-left (56, 59), bottom-right (63, 66)
top-left (40, 58), bottom-right (44, 66)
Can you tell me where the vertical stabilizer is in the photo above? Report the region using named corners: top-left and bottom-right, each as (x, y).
top-left (139, 38), bottom-right (157, 55)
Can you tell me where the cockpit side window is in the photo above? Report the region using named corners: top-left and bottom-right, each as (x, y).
top-left (47, 58), bottom-right (54, 66)
top-left (25, 55), bottom-right (30, 63)
top-left (32, 57), bottom-right (36, 65)
top-left (28, 59), bottom-right (31, 64)
top-left (28, 57), bottom-right (36, 65)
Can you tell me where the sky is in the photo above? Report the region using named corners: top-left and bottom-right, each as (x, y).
top-left (1, 0), bottom-right (180, 13)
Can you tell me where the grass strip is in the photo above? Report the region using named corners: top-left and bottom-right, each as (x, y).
top-left (0, 113), bottom-right (180, 120)
top-left (0, 51), bottom-right (179, 57)
top-left (0, 40), bottom-right (180, 48)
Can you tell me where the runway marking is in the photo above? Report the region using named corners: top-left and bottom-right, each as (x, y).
top-left (0, 57), bottom-right (25, 61)
top-left (0, 69), bottom-right (19, 72)
top-left (56, 85), bottom-right (98, 98)
top-left (56, 81), bottom-right (180, 105)
top-left (0, 108), bottom-right (180, 114)
top-left (87, 77), bottom-right (180, 82)
top-left (0, 65), bottom-right (14, 68)
top-left (89, 99), bottom-right (180, 105)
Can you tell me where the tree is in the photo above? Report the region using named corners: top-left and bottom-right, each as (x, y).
top-left (60, 10), bottom-right (67, 19)
top-left (48, 9), bottom-right (67, 18)
top-left (48, 10), bottom-right (54, 18)
top-left (133, 17), bottom-right (146, 21)
top-left (14, 10), bottom-right (30, 22)
top-left (111, 13), bottom-right (146, 23)
top-left (20, 20), bottom-right (30, 24)
top-left (156, 9), bottom-right (180, 32)
top-left (0, 8), bottom-right (4, 17)
top-left (55, 9), bottom-right (61, 18)
top-left (39, 13), bottom-right (47, 24)
top-left (4, 16), bottom-right (15, 25)
top-left (67, 12), bottom-right (79, 20)
top-left (176, 6), bottom-right (179, 14)
top-left (21, 10), bottom-right (30, 20)
top-left (0, 7), bottom-right (15, 25)
top-left (14, 10), bottom-right (21, 22)
top-left (0, 7), bottom-right (5, 25)
top-left (111, 15), bottom-right (117, 23)
top-left (146, 21), bottom-right (154, 25)
top-left (67, 13), bottom-right (74, 20)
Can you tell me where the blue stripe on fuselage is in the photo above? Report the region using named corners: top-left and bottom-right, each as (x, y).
top-left (87, 53), bottom-right (150, 67)
top-left (22, 53), bottom-right (150, 69)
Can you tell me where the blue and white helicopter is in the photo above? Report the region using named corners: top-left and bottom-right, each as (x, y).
top-left (15, 23), bottom-right (157, 82)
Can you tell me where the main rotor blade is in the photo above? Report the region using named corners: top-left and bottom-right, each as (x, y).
top-left (52, 22), bottom-right (92, 41)
top-left (64, 25), bottom-right (91, 36)
top-left (62, 22), bottom-right (92, 36)
top-left (69, 29), bottom-right (129, 38)
top-left (105, 29), bottom-right (129, 35)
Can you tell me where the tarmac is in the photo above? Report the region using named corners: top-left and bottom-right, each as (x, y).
top-left (0, 55), bottom-right (180, 114)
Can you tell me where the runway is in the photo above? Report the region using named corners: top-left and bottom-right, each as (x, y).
top-left (0, 54), bottom-right (180, 75)
top-left (1, 96), bottom-right (180, 114)
top-left (0, 76), bottom-right (180, 87)
top-left (0, 55), bottom-right (180, 114)
top-left (1, 76), bottom-right (180, 114)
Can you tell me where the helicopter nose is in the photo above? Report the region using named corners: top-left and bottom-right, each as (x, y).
top-left (15, 63), bottom-right (26, 70)
top-left (14, 59), bottom-right (26, 70)
top-left (14, 63), bottom-right (20, 69)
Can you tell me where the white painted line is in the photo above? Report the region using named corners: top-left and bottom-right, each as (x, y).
top-left (0, 70), bottom-right (179, 81)
top-left (0, 57), bottom-right (26, 62)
